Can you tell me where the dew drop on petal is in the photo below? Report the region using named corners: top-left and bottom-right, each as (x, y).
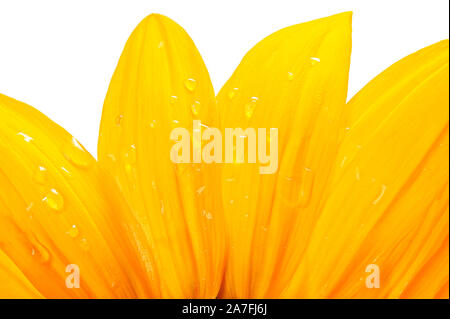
top-left (26, 202), bottom-right (34, 212)
top-left (160, 200), bottom-right (165, 214)
top-left (67, 225), bottom-right (79, 238)
top-left (124, 144), bottom-right (136, 165)
top-left (245, 97), bottom-right (258, 118)
top-left (355, 167), bottom-right (361, 181)
top-left (34, 166), bottom-right (47, 184)
top-left (373, 184), bottom-right (387, 205)
top-left (191, 101), bottom-right (201, 116)
top-left (115, 114), bottom-right (124, 126)
top-left (228, 88), bottom-right (239, 99)
top-left (60, 166), bottom-right (72, 178)
top-left (310, 57), bottom-right (321, 66)
top-left (170, 95), bottom-right (178, 105)
top-left (80, 237), bottom-right (90, 251)
top-left (196, 185), bottom-right (206, 195)
top-left (202, 210), bottom-right (213, 220)
top-left (65, 137), bottom-right (91, 168)
top-left (185, 78), bottom-right (197, 92)
top-left (287, 72), bottom-right (294, 81)
top-left (150, 120), bottom-right (157, 128)
top-left (280, 171), bottom-right (314, 208)
top-left (42, 188), bottom-right (64, 211)
top-left (106, 153), bottom-right (117, 163)
top-left (17, 132), bottom-right (33, 142)
top-left (31, 241), bottom-right (50, 263)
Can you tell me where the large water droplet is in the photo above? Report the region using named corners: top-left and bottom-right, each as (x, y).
top-left (65, 137), bottom-right (91, 168)
top-left (245, 97), bottom-right (258, 118)
top-left (42, 188), bottom-right (64, 211)
top-left (185, 78), bottom-right (197, 92)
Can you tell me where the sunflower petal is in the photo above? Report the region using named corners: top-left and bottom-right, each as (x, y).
top-left (98, 14), bottom-right (225, 298)
top-left (283, 40), bottom-right (449, 298)
top-left (0, 250), bottom-right (43, 298)
top-left (216, 12), bottom-right (352, 298)
top-left (0, 93), bottom-right (153, 298)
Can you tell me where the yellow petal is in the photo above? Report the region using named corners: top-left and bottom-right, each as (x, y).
top-left (98, 14), bottom-right (225, 298)
top-left (0, 250), bottom-right (43, 298)
top-left (0, 93), bottom-right (153, 298)
top-left (283, 40), bottom-right (449, 298)
top-left (216, 12), bottom-right (352, 298)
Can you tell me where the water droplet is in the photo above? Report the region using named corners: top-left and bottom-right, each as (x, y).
top-left (228, 88), bottom-right (239, 99)
top-left (280, 171), bottom-right (314, 208)
top-left (149, 120), bottom-right (157, 128)
top-left (229, 199), bottom-right (234, 205)
top-left (170, 95), bottom-right (178, 105)
top-left (191, 101), bottom-right (201, 116)
top-left (151, 180), bottom-right (157, 190)
top-left (158, 41), bottom-right (164, 49)
top-left (17, 132), bottom-right (33, 142)
top-left (80, 237), bottom-right (90, 251)
top-left (310, 57), bottom-right (321, 66)
top-left (340, 156), bottom-right (348, 168)
top-left (60, 166), bottom-right (72, 177)
top-left (185, 78), bottom-right (197, 92)
top-left (34, 166), bottom-right (47, 184)
top-left (30, 240), bottom-right (50, 263)
top-left (287, 72), bottom-right (294, 81)
top-left (160, 200), bottom-right (165, 214)
top-left (202, 210), bottom-right (213, 220)
top-left (196, 185), bottom-right (206, 195)
top-left (106, 153), bottom-right (117, 162)
top-left (26, 202), bottom-right (34, 212)
top-left (67, 225), bottom-right (79, 238)
top-left (245, 97), bottom-right (258, 118)
top-left (42, 188), bottom-right (64, 211)
top-left (355, 167), bottom-right (361, 181)
top-left (65, 137), bottom-right (91, 168)
top-left (314, 89), bottom-right (324, 105)
top-left (372, 184), bottom-right (387, 205)
top-left (124, 145), bottom-right (136, 164)
top-left (115, 114), bottom-right (123, 126)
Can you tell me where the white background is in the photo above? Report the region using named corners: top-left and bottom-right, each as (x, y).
top-left (0, 0), bottom-right (448, 157)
